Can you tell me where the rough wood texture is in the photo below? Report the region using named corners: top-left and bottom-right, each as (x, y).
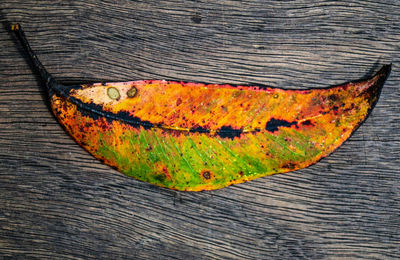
top-left (0, 1), bottom-right (399, 259)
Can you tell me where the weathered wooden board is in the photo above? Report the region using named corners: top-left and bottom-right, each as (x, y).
top-left (0, 0), bottom-right (399, 259)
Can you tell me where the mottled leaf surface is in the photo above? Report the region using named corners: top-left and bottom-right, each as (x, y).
top-left (51, 66), bottom-right (389, 190)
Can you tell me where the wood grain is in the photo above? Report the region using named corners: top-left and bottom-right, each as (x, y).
top-left (0, 0), bottom-right (399, 259)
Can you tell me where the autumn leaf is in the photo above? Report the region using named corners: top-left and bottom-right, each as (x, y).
top-left (12, 24), bottom-right (391, 191)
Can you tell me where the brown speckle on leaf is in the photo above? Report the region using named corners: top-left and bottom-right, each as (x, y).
top-left (201, 170), bottom-right (212, 180)
top-left (328, 94), bottom-right (339, 102)
top-left (176, 97), bottom-right (182, 106)
top-left (283, 163), bottom-right (296, 169)
top-left (127, 86), bottom-right (137, 98)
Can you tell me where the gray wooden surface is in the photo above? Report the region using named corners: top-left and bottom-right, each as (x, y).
top-left (0, 1), bottom-right (399, 259)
